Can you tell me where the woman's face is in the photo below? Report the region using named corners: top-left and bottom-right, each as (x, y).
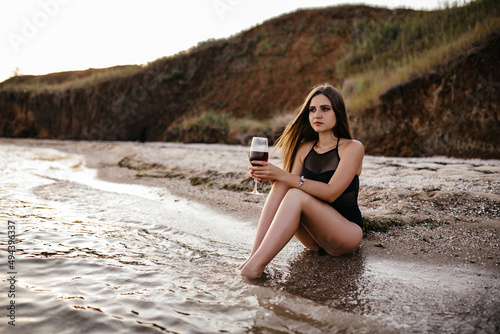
top-left (308, 94), bottom-right (336, 134)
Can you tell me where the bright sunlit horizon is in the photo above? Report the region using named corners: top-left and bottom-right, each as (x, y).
top-left (1, 0), bottom-right (446, 83)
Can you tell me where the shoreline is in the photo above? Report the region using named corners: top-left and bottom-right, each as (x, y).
top-left (4, 138), bottom-right (500, 271)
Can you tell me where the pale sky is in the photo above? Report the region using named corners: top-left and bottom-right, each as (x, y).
top-left (0, 0), bottom-right (444, 83)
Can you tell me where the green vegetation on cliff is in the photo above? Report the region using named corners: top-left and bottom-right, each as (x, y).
top-left (0, 0), bottom-right (498, 158)
top-left (3, 0), bottom-right (498, 110)
top-left (0, 65), bottom-right (141, 92)
top-left (338, 0), bottom-right (500, 111)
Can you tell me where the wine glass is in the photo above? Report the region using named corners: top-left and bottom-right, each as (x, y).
top-left (248, 137), bottom-right (269, 195)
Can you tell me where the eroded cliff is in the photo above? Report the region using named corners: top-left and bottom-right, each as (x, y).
top-left (0, 2), bottom-right (498, 158)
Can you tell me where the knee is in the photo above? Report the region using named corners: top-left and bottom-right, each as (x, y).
top-left (284, 187), bottom-right (311, 206)
top-left (284, 187), bottom-right (301, 198)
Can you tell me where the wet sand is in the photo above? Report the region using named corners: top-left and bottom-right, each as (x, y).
top-left (20, 138), bottom-right (498, 270)
top-left (2, 138), bottom-right (499, 333)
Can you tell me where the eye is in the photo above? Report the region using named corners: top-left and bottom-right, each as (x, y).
top-left (308, 107), bottom-right (316, 112)
top-left (322, 106), bottom-right (331, 111)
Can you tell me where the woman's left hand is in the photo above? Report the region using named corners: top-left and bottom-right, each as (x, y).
top-left (249, 161), bottom-right (284, 182)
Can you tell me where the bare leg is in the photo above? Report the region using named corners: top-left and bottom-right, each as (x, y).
top-left (238, 181), bottom-right (290, 270)
top-left (239, 188), bottom-right (363, 279)
top-left (295, 223), bottom-right (321, 252)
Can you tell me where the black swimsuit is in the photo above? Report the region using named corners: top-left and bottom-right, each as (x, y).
top-left (301, 138), bottom-right (363, 229)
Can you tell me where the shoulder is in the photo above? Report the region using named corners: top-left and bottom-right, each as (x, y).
top-left (297, 141), bottom-right (315, 156)
top-left (295, 141), bottom-right (315, 163)
top-left (339, 139), bottom-right (364, 159)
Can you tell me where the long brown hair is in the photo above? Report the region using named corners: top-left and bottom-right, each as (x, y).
top-left (274, 83), bottom-right (353, 172)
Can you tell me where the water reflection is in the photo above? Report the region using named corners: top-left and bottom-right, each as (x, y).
top-left (246, 249), bottom-right (399, 334)
top-left (277, 248), bottom-right (367, 313)
top-left (2, 140), bottom-right (500, 334)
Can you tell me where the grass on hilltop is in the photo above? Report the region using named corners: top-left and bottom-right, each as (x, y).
top-left (338, 0), bottom-right (500, 112)
top-left (0, 65), bottom-right (141, 92)
top-left (0, 0), bottom-right (498, 142)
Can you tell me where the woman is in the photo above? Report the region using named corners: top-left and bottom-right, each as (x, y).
top-left (238, 83), bottom-right (364, 279)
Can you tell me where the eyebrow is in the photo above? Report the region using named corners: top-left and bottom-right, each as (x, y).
top-left (309, 104), bottom-right (331, 108)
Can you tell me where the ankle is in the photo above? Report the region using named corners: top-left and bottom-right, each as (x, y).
top-left (239, 262), bottom-right (264, 280)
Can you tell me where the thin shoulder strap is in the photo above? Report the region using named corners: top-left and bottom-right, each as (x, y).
top-left (335, 137), bottom-right (341, 160)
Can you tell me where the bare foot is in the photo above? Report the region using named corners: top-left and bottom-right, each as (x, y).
top-left (237, 258), bottom-right (250, 271)
top-left (239, 263), bottom-right (264, 280)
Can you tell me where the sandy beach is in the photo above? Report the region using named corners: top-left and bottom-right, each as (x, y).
top-left (18, 138), bottom-right (498, 270)
top-left (2, 138), bottom-right (499, 333)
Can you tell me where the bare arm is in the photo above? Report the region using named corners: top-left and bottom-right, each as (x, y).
top-left (301, 140), bottom-right (364, 202)
top-left (251, 140), bottom-right (364, 203)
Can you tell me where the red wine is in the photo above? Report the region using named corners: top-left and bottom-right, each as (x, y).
top-left (249, 151), bottom-right (268, 165)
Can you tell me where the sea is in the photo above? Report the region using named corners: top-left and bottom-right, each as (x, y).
top-left (1, 140), bottom-right (499, 334)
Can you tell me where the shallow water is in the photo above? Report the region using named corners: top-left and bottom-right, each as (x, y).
top-left (1, 142), bottom-right (499, 333)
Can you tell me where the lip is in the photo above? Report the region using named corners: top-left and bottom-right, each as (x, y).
top-left (313, 121), bottom-right (323, 125)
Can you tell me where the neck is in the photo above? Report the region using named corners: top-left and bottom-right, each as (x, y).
top-left (316, 132), bottom-right (337, 148)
